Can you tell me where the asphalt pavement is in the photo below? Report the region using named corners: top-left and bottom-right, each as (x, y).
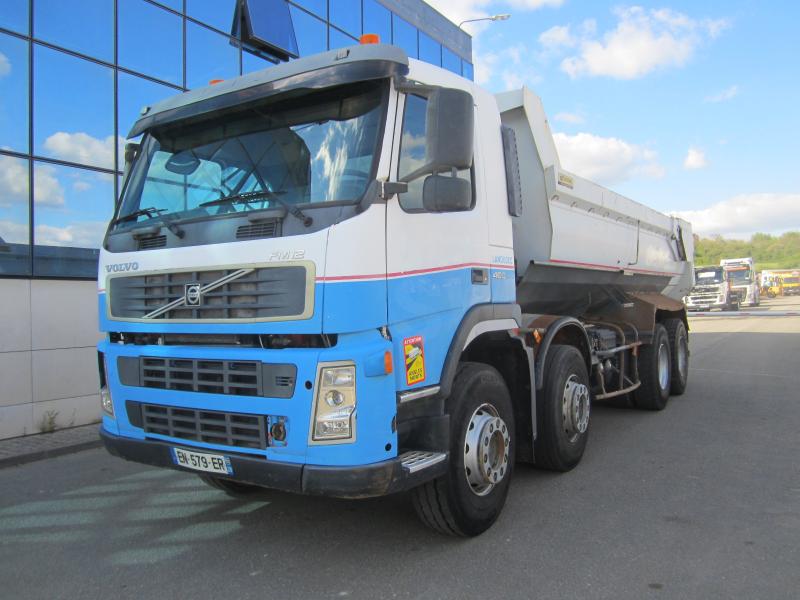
top-left (1, 300), bottom-right (798, 599)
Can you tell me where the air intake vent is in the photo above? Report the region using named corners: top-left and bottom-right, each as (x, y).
top-left (141, 404), bottom-right (268, 449)
top-left (138, 235), bottom-right (166, 250)
top-left (237, 220), bottom-right (279, 240)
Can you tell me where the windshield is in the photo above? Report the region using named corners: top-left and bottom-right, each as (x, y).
top-left (784, 277), bottom-right (799, 284)
top-left (695, 268), bottom-right (724, 285)
top-left (726, 268), bottom-right (752, 284)
top-left (113, 81), bottom-right (386, 229)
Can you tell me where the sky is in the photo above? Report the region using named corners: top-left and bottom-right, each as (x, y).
top-left (426, 0), bottom-right (800, 239)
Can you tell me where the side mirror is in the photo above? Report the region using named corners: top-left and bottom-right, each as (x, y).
top-left (123, 142), bottom-right (140, 175)
top-left (401, 87), bottom-right (474, 182)
top-left (119, 142), bottom-right (141, 207)
top-left (422, 174), bottom-right (471, 212)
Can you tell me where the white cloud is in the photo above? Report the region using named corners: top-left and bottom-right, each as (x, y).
top-left (34, 221), bottom-right (108, 248)
top-left (553, 111), bottom-right (584, 124)
top-left (539, 25), bottom-right (575, 49)
top-left (0, 220), bottom-right (28, 244)
top-left (705, 85), bottom-right (739, 103)
top-left (0, 155), bottom-right (65, 208)
top-left (675, 193), bottom-right (800, 238)
top-left (43, 132), bottom-right (123, 169)
top-left (72, 180), bottom-right (92, 192)
top-left (0, 154), bottom-right (29, 206)
top-left (683, 147), bottom-right (708, 170)
top-left (0, 52), bottom-right (10, 77)
top-left (553, 131), bottom-right (665, 185)
top-left (477, 42), bottom-right (541, 90)
top-left (559, 6), bottom-right (729, 80)
top-left (34, 166), bottom-right (65, 207)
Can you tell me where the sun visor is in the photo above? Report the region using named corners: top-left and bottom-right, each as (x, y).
top-left (129, 44), bottom-right (409, 138)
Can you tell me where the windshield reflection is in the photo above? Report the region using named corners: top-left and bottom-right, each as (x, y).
top-left (113, 82), bottom-right (386, 229)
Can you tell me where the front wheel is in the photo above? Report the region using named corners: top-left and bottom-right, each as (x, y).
top-left (198, 474), bottom-right (265, 498)
top-left (411, 362), bottom-right (514, 537)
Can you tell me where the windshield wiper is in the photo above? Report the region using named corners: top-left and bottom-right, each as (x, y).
top-left (110, 206), bottom-right (185, 238)
top-left (110, 206), bottom-right (166, 227)
top-left (201, 190), bottom-right (313, 227)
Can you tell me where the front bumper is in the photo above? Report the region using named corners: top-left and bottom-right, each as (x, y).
top-left (100, 428), bottom-right (446, 499)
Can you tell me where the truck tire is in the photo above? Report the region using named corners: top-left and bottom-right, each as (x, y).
top-left (632, 324), bottom-right (671, 410)
top-left (664, 318), bottom-right (689, 396)
top-left (533, 345), bottom-right (591, 472)
top-left (198, 474), bottom-right (264, 498)
top-left (411, 362), bottom-right (514, 537)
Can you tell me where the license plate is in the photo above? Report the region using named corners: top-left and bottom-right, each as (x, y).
top-left (171, 447), bottom-right (233, 475)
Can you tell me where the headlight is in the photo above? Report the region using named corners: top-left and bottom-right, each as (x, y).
top-left (310, 363), bottom-right (356, 443)
top-left (98, 351), bottom-right (114, 416)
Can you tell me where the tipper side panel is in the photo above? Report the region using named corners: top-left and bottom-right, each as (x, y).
top-left (495, 87), bottom-right (694, 317)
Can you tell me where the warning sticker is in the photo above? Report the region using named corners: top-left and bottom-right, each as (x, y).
top-left (403, 336), bottom-right (426, 386)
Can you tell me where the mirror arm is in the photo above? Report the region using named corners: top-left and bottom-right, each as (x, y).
top-left (379, 181), bottom-right (408, 199)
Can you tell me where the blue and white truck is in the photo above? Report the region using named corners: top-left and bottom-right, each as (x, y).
top-left (98, 43), bottom-right (694, 536)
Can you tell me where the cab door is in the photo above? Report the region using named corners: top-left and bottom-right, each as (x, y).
top-left (385, 90), bottom-right (490, 392)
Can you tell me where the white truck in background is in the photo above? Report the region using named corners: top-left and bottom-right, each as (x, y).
top-left (721, 257), bottom-right (759, 306)
top-left (685, 266), bottom-right (738, 311)
top-left (98, 43), bottom-right (695, 536)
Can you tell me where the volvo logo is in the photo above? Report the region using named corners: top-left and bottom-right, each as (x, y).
top-left (105, 262), bottom-right (139, 273)
top-left (185, 283), bottom-right (202, 306)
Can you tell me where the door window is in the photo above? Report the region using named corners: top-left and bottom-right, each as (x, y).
top-left (397, 94), bottom-right (473, 212)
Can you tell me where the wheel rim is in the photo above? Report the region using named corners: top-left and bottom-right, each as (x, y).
top-left (562, 374), bottom-right (590, 443)
top-left (657, 342), bottom-right (670, 390)
top-left (464, 404), bottom-right (510, 497)
top-left (676, 332), bottom-right (688, 382)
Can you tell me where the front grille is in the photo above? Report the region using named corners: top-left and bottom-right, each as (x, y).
top-left (108, 265), bottom-right (308, 321)
top-left (141, 357), bottom-right (262, 396)
top-left (236, 220), bottom-right (279, 240)
top-left (138, 235), bottom-right (166, 250)
top-left (118, 356), bottom-right (297, 398)
top-left (142, 404), bottom-right (267, 449)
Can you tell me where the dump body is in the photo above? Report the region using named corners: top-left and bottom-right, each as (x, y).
top-left (496, 88), bottom-right (693, 318)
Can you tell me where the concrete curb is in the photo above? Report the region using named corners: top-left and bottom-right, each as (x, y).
top-left (0, 424), bottom-right (104, 470)
top-left (0, 438), bottom-right (103, 469)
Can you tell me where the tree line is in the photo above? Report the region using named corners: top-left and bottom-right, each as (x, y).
top-left (693, 231), bottom-right (800, 270)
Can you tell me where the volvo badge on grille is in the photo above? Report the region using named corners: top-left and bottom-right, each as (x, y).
top-left (185, 283), bottom-right (202, 306)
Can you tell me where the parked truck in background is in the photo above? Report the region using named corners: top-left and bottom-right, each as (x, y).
top-left (762, 269), bottom-right (800, 296)
top-left (97, 43), bottom-right (694, 536)
top-left (685, 266), bottom-right (738, 311)
top-left (720, 257), bottom-right (759, 306)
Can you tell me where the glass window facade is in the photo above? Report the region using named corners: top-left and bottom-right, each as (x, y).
top-left (0, 33), bottom-right (29, 153)
top-left (33, 46), bottom-right (114, 170)
top-left (186, 22), bottom-right (240, 89)
top-left (34, 0), bottom-right (113, 62)
top-left (0, 0), bottom-right (471, 279)
top-left (363, 0), bottom-right (391, 45)
top-left (292, 0), bottom-right (326, 19)
top-left (419, 32), bottom-right (440, 66)
top-left (392, 15), bottom-right (418, 58)
top-left (0, 0), bottom-right (29, 35)
top-left (0, 155), bottom-right (30, 276)
top-left (289, 6), bottom-right (327, 56)
top-left (329, 0), bottom-right (361, 38)
top-left (187, 0), bottom-right (238, 34)
top-left (118, 0), bottom-right (184, 86)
